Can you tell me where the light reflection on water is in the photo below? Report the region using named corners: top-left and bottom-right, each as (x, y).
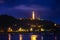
top-left (0, 33), bottom-right (60, 40)
top-left (8, 34), bottom-right (11, 40)
top-left (31, 35), bottom-right (38, 40)
top-left (19, 34), bottom-right (22, 40)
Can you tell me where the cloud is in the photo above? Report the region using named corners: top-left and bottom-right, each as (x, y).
top-left (0, 5), bottom-right (52, 17)
top-left (14, 5), bottom-right (50, 11)
top-left (0, 0), bottom-right (5, 3)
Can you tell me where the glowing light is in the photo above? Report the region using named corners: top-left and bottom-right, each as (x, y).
top-left (8, 27), bottom-right (13, 32)
top-left (41, 28), bottom-right (44, 31)
top-left (31, 35), bottom-right (38, 40)
top-left (54, 24), bottom-right (57, 26)
top-left (32, 11), bottom-right (35, 20)
top-left (8, 34), bottom-right (11, 40)
top-left (18, 28), bottom-right (22, 31)
top-left (18, 28), bottom-right (24, 32)
top-left (31, 25), bottom-right (36, 27)
top-left (18, 28), bottom-right (28, 32)
top-left (19, 34), bottom-right (22, 40)
top-left (30, 28), bottom-right (33, 31)
top-left (38, 25), bottom-right (41, 28)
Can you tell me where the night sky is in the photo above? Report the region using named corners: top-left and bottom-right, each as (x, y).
top-left (0, 0), bottom-right (60, 24)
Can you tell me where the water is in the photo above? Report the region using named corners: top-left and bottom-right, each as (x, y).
top-left (0, 33), bottom-right (60, 40)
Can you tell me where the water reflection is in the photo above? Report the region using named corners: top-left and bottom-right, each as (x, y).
top-left (55, 36), bottom-right (57, 40)
top-left (8, 34), bottom-right (11, 40)
top-left (41, 36), bottom-right (43, 40)
top-left (31, 35), bottom-right (38, 40)
top-left (0, 33), bottom-right (60, 40)
top-left (19, 34), bottom-right (22, 40)
top-left (8, 34), bottom-right (57, 40)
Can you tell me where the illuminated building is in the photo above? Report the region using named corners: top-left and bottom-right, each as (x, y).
top-left (8, 27), bottom-right (13, 32)
top-left (0, 10), bottom-right (59, 40)
top-left (30, 28), bottom-right (33, 31)
top-left (41, 28), bottom-right (44, 32)
top-left (0, 10), bottom-right (59, 33)
top-left (16, 11), bottom-right (55, 32)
